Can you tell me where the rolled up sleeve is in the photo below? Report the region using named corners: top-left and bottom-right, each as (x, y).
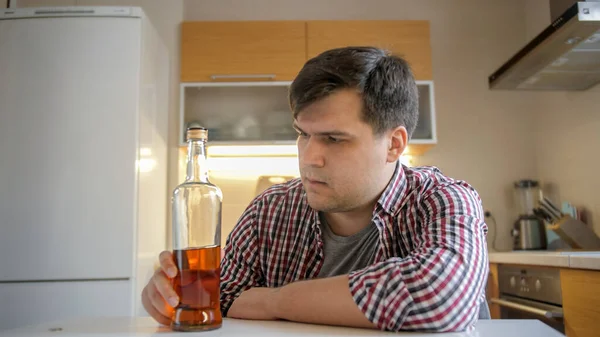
top-left (348, 182), bottom-right (489, 332)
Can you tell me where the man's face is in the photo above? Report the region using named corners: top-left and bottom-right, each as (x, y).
top-left (294, 89), bottom-right (392, 213)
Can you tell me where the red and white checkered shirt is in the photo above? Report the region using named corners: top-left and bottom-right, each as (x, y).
top-left (220, 162), bottom-right (489, 332)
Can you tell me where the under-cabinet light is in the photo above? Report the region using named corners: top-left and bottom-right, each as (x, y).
top-left (207, 145), bottom-right (298, 157)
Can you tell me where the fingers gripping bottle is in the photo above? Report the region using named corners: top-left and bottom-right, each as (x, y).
top-left (170, 127), bottom-right (223, 331)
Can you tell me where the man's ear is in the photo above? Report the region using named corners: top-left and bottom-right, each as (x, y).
top-left (386, 126), bottom-right (408, 163)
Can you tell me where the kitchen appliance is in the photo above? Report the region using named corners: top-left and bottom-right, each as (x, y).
top-left (255, 175), bottom-right (297, 195)
top-left (511, 180), bottom-right (547, 250)
top-left (490, 265), bottom-right (564, 334)
top-left (488, 0), bottom-right (600, 91)
top-left (0, 7), bottom-right (169, 331)
top-left (535, 197), bottom-right (600, 250)
top-left (547, 215), bottom-right (600, 249)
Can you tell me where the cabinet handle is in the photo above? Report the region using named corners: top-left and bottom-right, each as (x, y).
top-left (210, 74), bottom-right (276, 81)
top-left (490, 298), bottom-right (563, 319)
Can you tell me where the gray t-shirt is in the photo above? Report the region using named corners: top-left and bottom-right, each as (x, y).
top-left (316, 213), bottom-right (379, 278)
top-left (315, 213), bottom-right (491, 319)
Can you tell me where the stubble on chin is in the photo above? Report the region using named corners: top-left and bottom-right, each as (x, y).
top-left (306, 191), bottom-right (352, 213)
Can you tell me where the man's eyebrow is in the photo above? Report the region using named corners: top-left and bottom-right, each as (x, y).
top-left (292, 123), bottom-right (353, 137)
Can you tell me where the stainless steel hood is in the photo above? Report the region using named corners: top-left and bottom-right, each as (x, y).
top-left (489, 1), bottom-right (600, 90)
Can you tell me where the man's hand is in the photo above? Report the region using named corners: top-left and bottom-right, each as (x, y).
top-left (141, 251), bottom-right (180, 326)
top-left (227, 287), bottom-right (280, 321)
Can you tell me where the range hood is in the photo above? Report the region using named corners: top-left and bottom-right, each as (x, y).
top-left (489, 1), bottom-right (600, 90)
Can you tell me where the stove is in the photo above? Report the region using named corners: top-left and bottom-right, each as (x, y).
top-left (491, 265), bottom-right (564, 334)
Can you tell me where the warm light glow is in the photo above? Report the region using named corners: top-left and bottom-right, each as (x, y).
top-left (207, 157), bottom-right (300, 178)
top-left (207, 145), bottom-right (298, 157)
top-left (137, 147), bottom-right (156, 173)
top-left (137, 158), bottom-right (157, 173)
top-left (400, 155), bottom-right (414, 167)
top-left (203, 144), bottom-right (417, 157)
top-left (267, 177), bottom-right (288, 184)
top-left (205, 155), bottom-right (412, 178)
top-left (140, 148), bottom-right (152, 156)
top-left (177, 143), bottom-right (417, 182)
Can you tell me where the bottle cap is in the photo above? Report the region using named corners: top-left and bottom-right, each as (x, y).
top-left (186, 127), bottom-right (208, 141)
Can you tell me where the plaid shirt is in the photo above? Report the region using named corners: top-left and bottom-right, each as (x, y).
top-left (220, 162), bottom-right (489, 332)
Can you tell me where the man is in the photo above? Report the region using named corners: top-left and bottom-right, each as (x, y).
top-left (142, 46), bottom-right (489, 332)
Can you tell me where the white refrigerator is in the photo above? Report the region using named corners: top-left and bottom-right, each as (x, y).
top-left (0, 7), bottom-right (169, 331)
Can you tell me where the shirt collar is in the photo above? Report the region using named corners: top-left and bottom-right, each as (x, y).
top-left (376, 160), bottom-right (408, 216)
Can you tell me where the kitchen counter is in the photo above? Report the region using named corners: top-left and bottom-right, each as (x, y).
top-left (489, 251), bottom-right (600, 270)
top-left (2, 316), bottom-right (564, 337)
top-left (565, 252), bottom-right (600, 270)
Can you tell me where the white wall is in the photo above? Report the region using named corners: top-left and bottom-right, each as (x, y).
top-left (531, 88), bottom-right (600, 233)
top-left (183, 0), bottom-right (538, 251)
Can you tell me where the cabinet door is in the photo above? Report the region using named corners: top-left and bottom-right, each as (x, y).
top-left (561, 269), bottom-right (600, 337)
top-left (0, 15), bottom-right (137, 281)
top-left (307, 20), bottom-right (432, 81)
top-left (0, 280), bottom-right (131, 331)
top-left (181, 21), bottom-right (307, 82)
top-left (487, 263), bottom-right (501, 319)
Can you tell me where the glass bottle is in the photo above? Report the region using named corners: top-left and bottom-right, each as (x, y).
top-left (170, 127), bottom-right (223, 332)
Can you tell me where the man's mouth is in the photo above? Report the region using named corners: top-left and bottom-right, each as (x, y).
top-left (304, 177), bottom-right (326, 185)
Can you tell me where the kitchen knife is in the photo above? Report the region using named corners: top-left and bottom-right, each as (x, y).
top-left (533, 208), bottom-right (553, 223)
top-left (542, 197), bottom-right (563, 217)
top-left (540, 198), bottom-right (563, 220)
top-left (539, 203), bottom-right (561, 222)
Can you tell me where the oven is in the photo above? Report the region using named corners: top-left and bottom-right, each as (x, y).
top-left (490, 265), bottom-right (565, 334)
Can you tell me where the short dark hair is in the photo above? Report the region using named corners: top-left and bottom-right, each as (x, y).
top-left (288, 46), bottom-right (419, 138)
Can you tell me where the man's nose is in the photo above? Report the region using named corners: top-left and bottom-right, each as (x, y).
top-left (300, 138), bottom-right (325, 168)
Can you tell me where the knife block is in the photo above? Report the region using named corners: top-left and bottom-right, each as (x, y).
top-left (546, 215), bottom-right (600, 250)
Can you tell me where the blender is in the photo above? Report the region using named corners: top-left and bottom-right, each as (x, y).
top-left (511, 180), bottom-right (547, 250)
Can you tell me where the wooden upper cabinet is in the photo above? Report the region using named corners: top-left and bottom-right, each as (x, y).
top-left (306, 20), bottom-right (432, 80)
top-left (181, 21), bottom-right (307, 82)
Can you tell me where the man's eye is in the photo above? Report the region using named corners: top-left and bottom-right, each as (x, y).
top-left (327, 136), bottom-right (340, 143)
top-left (297, 131), bottom-right (308, 138)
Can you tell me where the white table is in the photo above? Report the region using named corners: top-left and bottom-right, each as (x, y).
top-left (1, 316), bottom-right (565, 337)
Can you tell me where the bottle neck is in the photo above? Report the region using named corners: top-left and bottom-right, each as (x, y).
top-left (186, 139), bottom-right (209, 183)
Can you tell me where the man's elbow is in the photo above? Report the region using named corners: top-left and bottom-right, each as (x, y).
top-left (396, 268), bottom-right (487, 331)
top-left (394, 298), bottom-right (481, 333)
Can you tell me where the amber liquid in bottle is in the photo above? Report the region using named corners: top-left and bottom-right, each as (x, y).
top-left (171, 127), bottom-right (223, 332)
top-left (171, 245), bottom-right (221, 331)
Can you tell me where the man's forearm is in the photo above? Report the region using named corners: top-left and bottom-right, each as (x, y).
top-left (273, 274), bottom-right (376, 329)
